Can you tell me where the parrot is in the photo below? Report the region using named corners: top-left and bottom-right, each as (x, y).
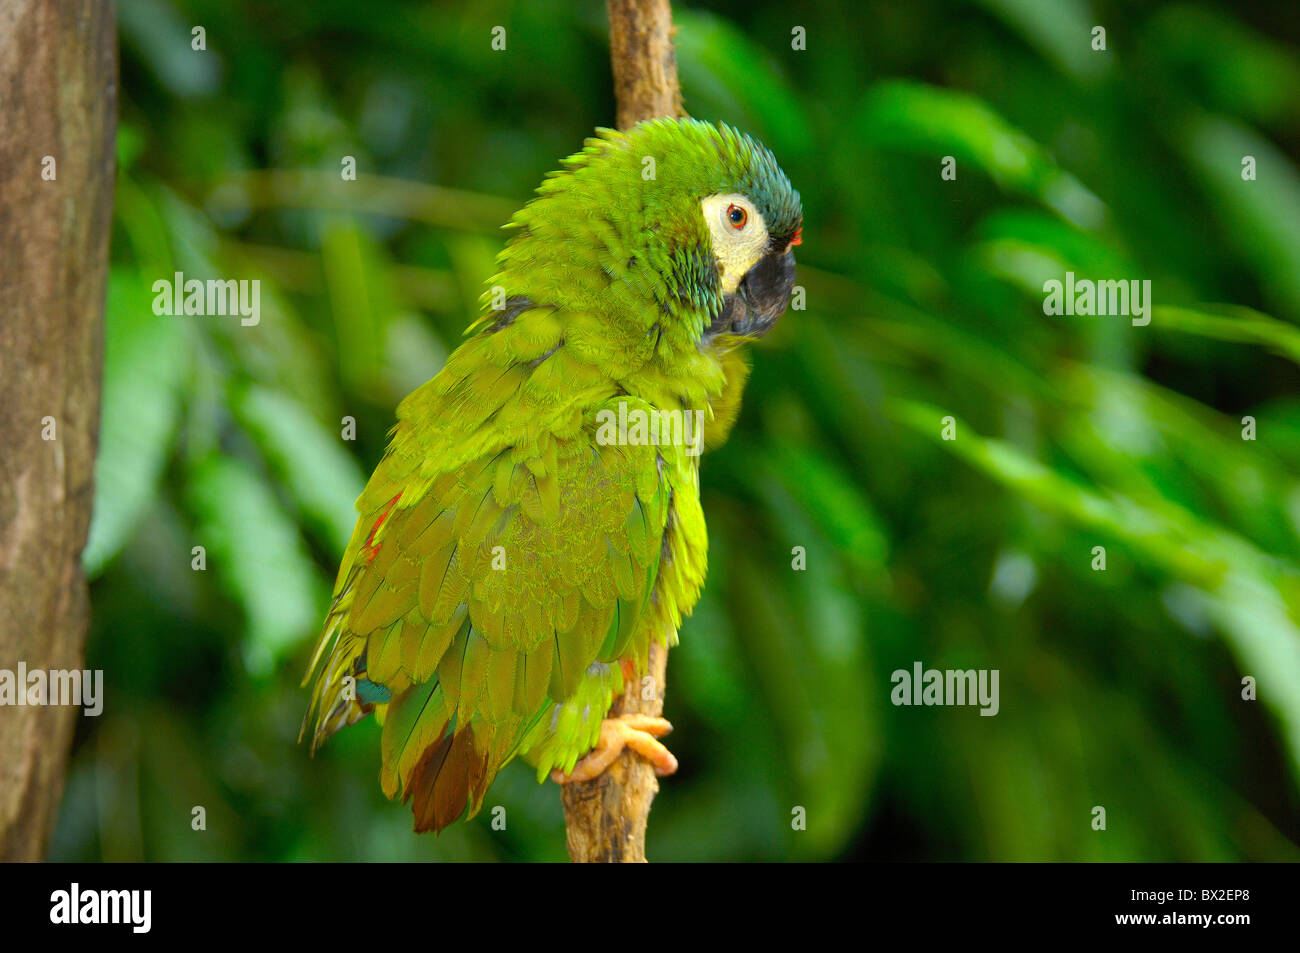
top-left (302, 117), bottom-right (802, 833)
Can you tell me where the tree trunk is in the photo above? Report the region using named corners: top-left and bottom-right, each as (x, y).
top-left (0, 0), bottom-right (117, 861)
top-left (560, 0), bottom-right (685, 864)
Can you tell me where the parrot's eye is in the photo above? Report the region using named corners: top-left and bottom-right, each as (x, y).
top-left (701, 193), bottom-right (769, 293)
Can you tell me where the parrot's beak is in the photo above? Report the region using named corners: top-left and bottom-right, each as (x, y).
top-left (709, 247), bottom-right (796, 341)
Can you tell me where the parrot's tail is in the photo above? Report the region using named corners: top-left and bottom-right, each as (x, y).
top-left (379, 675), bottom-right (505, 834)
top-left (300, 574), bottom-right (378, 751)
top-left (403, 725), bottom-right (494, 834)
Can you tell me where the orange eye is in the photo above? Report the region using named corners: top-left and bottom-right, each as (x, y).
top-left (726, 204), bottom-right (747, 229)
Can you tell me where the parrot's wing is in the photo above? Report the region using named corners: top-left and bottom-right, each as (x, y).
top-left (303, 395), bottom-right (672, 831)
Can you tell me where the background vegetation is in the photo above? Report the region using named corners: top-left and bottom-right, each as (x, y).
top-left (53, 0), bottom-right (1300, 861)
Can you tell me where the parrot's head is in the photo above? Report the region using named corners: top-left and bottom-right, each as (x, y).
top-left (495, 118), bottom-right (802, 359)
top-left (674, 121), bottom-right (803, 343)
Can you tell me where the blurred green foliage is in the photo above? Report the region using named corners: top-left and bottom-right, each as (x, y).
top-left (54, 0), bottom-right (1300, 861)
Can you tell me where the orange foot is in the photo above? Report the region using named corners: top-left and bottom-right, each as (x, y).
top-left (551, 714), bottom-right (678, 783)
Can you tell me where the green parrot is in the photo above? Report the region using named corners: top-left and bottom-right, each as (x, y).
top-left (302, 117), bottom-right (802, 833)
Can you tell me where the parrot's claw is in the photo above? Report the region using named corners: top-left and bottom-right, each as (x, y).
top-left (551, 714), bottom-right (678, 783)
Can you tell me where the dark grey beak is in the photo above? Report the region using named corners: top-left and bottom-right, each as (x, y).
top-left (706, 248), bottom-right (796, 341)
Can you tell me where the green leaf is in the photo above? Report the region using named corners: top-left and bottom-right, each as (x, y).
top-left (858, 81), bottom-right (1106, 229)
top-left (185, 454), bottom-right (326, 675)
top-left (230, 384), bottom-right (367, 555)
top-left (84, 268), bottom-right (188, 576)
top-left (1153, 305), bottom-right (1300, 367)
top-left (974, 0), bottom-right (1108, 83)
top-left (321, 218), bottom-right (399, 399)
top-left (674, 10), bottom-right (812, 161)
top-left (766, 440), bottom-right (890, 576)
top-left (726, 531), bottom-right (879, 858)
top-left (888, 399), bottom-right (1300, 782)
top-left (1183, 115), bottom-right (1300, 317)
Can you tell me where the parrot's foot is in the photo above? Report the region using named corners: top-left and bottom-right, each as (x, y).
top-left (551, 714), bottom-right (678, 783)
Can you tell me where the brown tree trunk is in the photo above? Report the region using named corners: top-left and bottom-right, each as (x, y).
top-left (560, 0), bottom-right (685, 864)
top-left (0, 0), bottom-right (117, 861)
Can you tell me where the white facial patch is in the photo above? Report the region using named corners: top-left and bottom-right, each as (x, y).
top-left (701, 193), bottom-right (769, 294)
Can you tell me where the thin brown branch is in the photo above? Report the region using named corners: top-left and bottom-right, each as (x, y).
top-left (605, 0), bottom-right (685, 132)
top-left (559, 0), bottom-right (684, 864)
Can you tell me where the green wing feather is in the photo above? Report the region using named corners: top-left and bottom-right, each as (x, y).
top-left (302, 305), bottom-right (705, 832)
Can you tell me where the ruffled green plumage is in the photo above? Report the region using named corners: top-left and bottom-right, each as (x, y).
top-left (302, 118), bottom-right (799, 832)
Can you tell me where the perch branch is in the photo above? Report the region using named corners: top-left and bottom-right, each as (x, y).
top-left (605, 0), bottom-right (684, 132)
top-left (560, 0), bottom-right (685, 864)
